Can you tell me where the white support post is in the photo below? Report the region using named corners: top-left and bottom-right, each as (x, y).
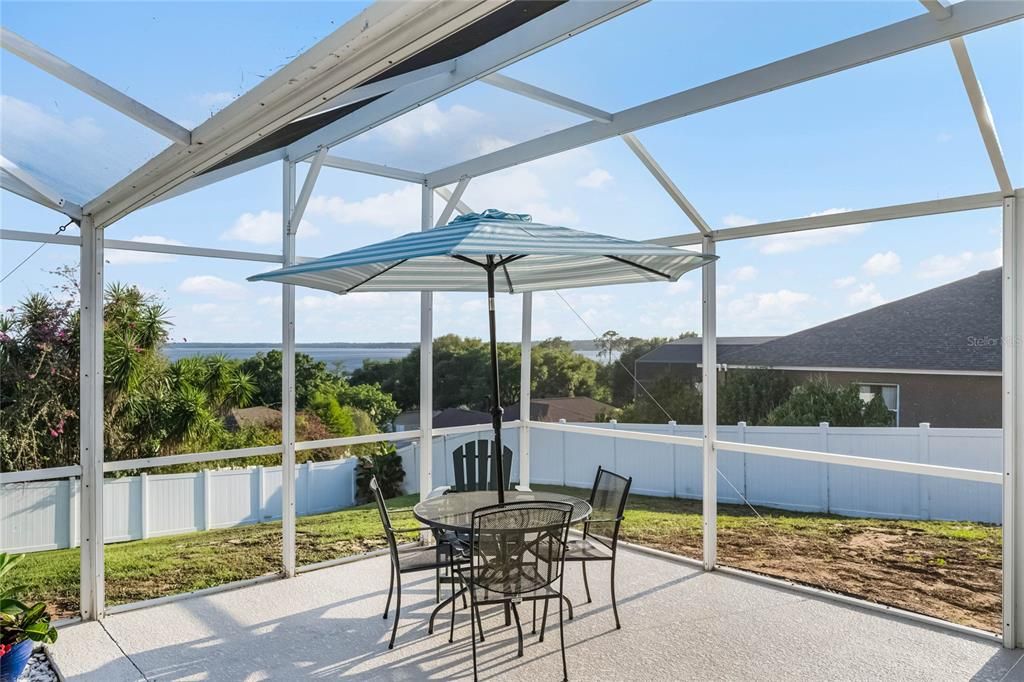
top-left (201, 469), bottom-right (212, 531)
top-left (419, 185), bottom-right (434, 505)
top-left (281, 161), bottom-right (298, 577)
top-left (701, 236), bottom-right (717, 571)
top-left (78, 215), bottom-right (104, 620)
top-left (519, 292), bottom-right (533, 488)
top-left (918, 423), bottom-right (932, 521)
top-left (1003, 191), bottom-right (1023, 647)
top-left (139, 473), bottom-right (150, 540)
top-left (434, 187), bottom-right (474, 216)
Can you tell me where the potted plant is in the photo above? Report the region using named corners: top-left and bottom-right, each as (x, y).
top-left (1, 553), bottom-right (57, 682)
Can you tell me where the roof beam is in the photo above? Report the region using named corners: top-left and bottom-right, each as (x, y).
top-left (480, 72), bottom-right (614, 122)
top-left (84, 1), bottom-right (514, 227)
top-left (283, 1), bottom-right (645, 163)
top-left (621, 133), bottom-right (710, 234)
top-left (651, 191), bottom-right (1006, 247)
top-left (302, 59), bottom-right (457, 120)
top-left (0, 155), bottom-right (83, 219)
top-left (425, 0), bottom-right (1024, 187)
top-left (1, 27), bottom-right (191, 146)
top-left (479, 72), bottom-right (709, 234)
top-left (321, 155), bottom-right (426, 184)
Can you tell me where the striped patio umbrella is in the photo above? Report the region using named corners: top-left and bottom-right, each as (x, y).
top-left (250, 210), bottom-right (716, 502)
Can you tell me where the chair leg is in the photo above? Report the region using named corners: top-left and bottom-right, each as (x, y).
top-left (475, 603), bottom-right (486, 642)
top-left (558, 595), bottom-right (568, 682)
top-left (540, 596), bottom-right (549, 642)
top-left (388, 578), bottom-right (402, 649)
top-left (610, 555), bottom-right (621, 630)
top-left (470, 598), bottom-right (479, 682)
top-left (384, 564), bottom-right (395, 619)
top-left (532, 600), bottom-right (537, 634)
top-left (510, 602), bottom-right (524, 657)
top-left (581, 561), bottom-right (592, 604)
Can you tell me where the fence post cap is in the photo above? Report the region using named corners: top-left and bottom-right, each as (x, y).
top-left (919, 422), bottom-right (931, 428)
top-left (668, 420), bottom-right (677, 426)
top-left (559, 418), bottom-right (567, 423)
top-left (819, 422), bottom-right (829, 428)
top-left (737, 421), bottom-right (747, 427)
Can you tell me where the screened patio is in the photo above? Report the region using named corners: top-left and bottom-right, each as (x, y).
top-left (2, 0), bottom-right (1024, 679)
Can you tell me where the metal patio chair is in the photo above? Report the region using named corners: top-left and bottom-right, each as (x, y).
top-left (533, 466), bottom-right (632, 630)
top-left (571, 466), bottom-right (631, 629)
top-left (457, 500), bottom-right (574, 682)
top-left (369, 476), bottom-right (467, 649)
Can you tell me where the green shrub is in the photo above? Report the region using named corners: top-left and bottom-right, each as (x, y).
top-left (356, 451), bottom-right (406, 503)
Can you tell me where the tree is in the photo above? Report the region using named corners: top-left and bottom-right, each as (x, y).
top-left (717, 369), bottom-right (793, 425)
top-left (336, 382), bottom-right (400, 430)
top-left (596, 330), bottom-right (624, 365)
top-left (619, 375), bottom-right (701, 424)
top-left (765, 379), bottom-right (895, 427)
top-left (240, 350), bottom-right (342, 410)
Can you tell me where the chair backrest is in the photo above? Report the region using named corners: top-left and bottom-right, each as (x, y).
top-left (470, 501), bottom-right (572, 598)
top-left (586, 466), bottom-right (632, 551)
top-left (451, 440), bottom-right (513, 492)
top-left (369, 476), bottom-right (400, 564)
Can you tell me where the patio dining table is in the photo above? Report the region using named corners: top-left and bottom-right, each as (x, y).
top-left (413, 490), bottom-right (592, 635)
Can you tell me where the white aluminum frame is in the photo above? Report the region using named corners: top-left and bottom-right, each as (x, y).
top-left (2, 0), bottom-right (1022, 644)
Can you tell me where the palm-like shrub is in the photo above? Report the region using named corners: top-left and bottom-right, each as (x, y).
top-left (356, 451), bottom-right (406, 503)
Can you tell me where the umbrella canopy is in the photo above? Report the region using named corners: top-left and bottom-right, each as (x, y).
top-left (248, 210), bottom-right (715, 293)
top-left (249, 210), bottom-right (717, 503)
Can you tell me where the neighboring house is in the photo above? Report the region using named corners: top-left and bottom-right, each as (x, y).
top-left (505, 396), bottom-right (617, 423)
top-left (226, 406), bottom-right (282, 431)
top-left (635, 337), bottom-right (777, 388)
top-left (393, 397), bottom-right (617, 431)
top-left (638, 268), bottom-right (1003, 428)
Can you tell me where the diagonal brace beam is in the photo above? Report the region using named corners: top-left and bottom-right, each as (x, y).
top-left (435, 177), bottom-right (471, 227)
top-left (1, 28), bottom-right (190, 145)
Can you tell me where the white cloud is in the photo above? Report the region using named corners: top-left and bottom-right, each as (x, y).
top-left (221, 210), bottom-right (317, 244)
top-left (916, 249), bottom-right (1001, 279)
top-left (726, 289), bottom-right (813, 323)
top-left (862, 251), bottom-right (901, 276)
top-left (668, 279), bottom-right (694, 295)
top-left (576, 168), bottom-right (613, 189)
top-left (730, 265), bottom-right (758, 282)
top-left (722, 214), bottom-right (757, 228)
top-left (368, 102), bottom-right (483, 148)
top-left (848, 282), bottom-right (885, 307)
top-left (307, 185), bottom-right (421, 232)
top-left (475, 136), bottom-right (513, 155)
top-left (179, 275), bottom-right (245, 299)
top-left (465, 167), bottom-right (580, 225)
top-left (105, 236), bottom-right (186, 264)
top-left (754, 209), bottom-right (869, 255)
top-left (833, 275), bottom-right (857, 288)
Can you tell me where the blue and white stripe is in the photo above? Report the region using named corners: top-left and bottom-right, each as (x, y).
top-left (248, 216), bottom-right (716, 294)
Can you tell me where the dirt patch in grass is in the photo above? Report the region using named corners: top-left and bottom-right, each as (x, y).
top-left (533, 485), bottom-right (1001, 633)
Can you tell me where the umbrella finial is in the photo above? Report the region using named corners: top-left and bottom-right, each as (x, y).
top-left (448, 209), bottom-right (532, 225)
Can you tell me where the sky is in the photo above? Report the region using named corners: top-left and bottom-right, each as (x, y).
top-left (1, 1), bottom-right (1021, 345)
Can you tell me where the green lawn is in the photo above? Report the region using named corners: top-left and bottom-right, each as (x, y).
top-left (15, 486), bottom-right (1001, 632)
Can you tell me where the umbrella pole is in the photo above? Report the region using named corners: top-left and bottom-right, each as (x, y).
top-left (485, 257), bottom-right (505, 505)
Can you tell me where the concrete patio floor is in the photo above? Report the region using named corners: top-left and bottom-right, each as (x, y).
top-left (51, 546), bottom-right (1023, 681)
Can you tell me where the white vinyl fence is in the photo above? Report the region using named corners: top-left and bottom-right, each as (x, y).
top-left (1, 459), bottom-right (357, 554)
top-left (2, 423), bottom-right (1004, 554)
top-left (399, 422), bottom-right (1003, 525)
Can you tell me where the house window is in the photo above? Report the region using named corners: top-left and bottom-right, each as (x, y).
top-left (858, 384), bottom-right (899, 425)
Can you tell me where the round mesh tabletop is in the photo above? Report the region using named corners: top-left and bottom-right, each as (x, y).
top-left (414, 490), bottom-right (591, 532)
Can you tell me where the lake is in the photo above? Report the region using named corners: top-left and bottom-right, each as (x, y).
top-left (163, 343), bottom-right (610, 373)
